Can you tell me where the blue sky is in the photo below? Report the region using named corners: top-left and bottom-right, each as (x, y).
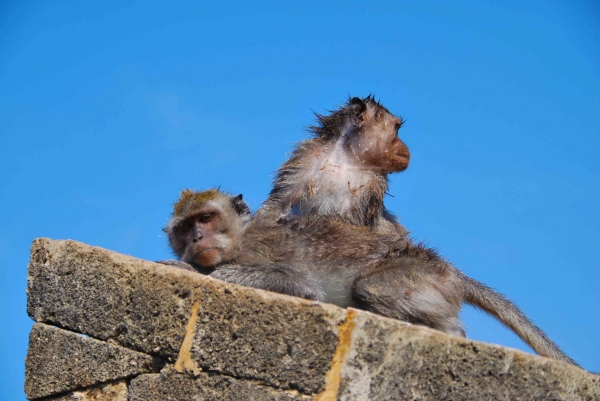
top-left (1, 1), bottom-right (599, 397)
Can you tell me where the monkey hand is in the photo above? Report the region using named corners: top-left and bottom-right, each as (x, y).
top-left (277, 214), bottom-right (305, 230)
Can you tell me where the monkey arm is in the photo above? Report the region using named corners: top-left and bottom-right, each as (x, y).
top-left (209, 264), bottom-right (325, 302)
top-left (380, 209), bottom-right (410, 239)
top-left (155, 259), bottom-right (212, 273)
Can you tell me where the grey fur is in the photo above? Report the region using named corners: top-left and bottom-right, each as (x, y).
top-left (211, 264), bottom-right (325, 301)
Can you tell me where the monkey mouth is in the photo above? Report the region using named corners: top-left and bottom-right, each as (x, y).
top-left (396, 147), bottom-right (410, 159)
top-left (391, 147), bottom-right (410, 170)
top-left (196, 246), bottom-right (222, 254)
top-left (389, 153), bottom-right (410, 171)
top-left (193, 246), bottom-right (224, 268)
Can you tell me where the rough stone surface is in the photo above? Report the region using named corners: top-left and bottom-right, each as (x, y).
top-left (26, 238), bottom-right (600, 400)
top-left (185, 289), bottom-right (344, 394)
top-left (40, 381), bottom-right (127, 401)
top-left (25, 324), bottom-right (160, 400)
top-left (27, 238), bottom-right (197, 359)
top-left (27, 239), bottom-right (345, 394)
top-left (336, 310), bottom-right (600, 401)
top-left (129, 368), bottom-right (308, 401)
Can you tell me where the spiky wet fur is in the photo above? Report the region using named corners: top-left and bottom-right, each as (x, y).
top-left (257, 96), bottom-right (407, 236)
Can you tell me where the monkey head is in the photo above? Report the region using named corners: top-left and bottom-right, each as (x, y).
top-left (164, 189), bottom-right (250, 269)
top-left (314, 95), bottom-right (410, 173)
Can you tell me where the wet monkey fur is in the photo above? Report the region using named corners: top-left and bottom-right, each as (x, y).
top-left (269, 95), bottom-right (575, 365)
top-left (161, 96), bottom-right (578, 366)
top-left (351, 246), bottom-right (580, 366)
top-left (257, 95), bottom-right (411, 237)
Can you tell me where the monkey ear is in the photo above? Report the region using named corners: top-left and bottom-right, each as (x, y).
top-left (349, 97), bottom-right (367, 125)
top-left (231, 194), bottom-right (251, 216)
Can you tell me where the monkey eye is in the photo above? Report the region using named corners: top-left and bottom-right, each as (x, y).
top-left (394, 121), bottom-right (402, 131)
top-left (198, 214), bottom-right (213, 224)
top-left (177, 222), bottom-right (191, 232)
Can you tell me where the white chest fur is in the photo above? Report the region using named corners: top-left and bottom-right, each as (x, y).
top-left (292, 138), bottom-right (377, 217)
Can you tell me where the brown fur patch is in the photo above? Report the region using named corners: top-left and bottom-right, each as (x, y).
top-left (173, 189), bottom-right (221, 216)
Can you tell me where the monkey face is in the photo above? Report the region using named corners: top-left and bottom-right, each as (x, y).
top-left (165, 191), bottom-right (250, 269)
top-left (347, 98), bottom-right (410, 173)
top-left (193, 246), bottom-right (224, 267)
top-left (311, 96), bottom-right (410, 174)
top-left (175, 207), bottom-right (233, 268)
top-left (350, 110), bottom-right (410, 173)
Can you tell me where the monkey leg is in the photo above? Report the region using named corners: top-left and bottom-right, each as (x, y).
top-left (210, 264), bottom-right (325, 301)
top-left (352, 258), bottom-right (465, 337)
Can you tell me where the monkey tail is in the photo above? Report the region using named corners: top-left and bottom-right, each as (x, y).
top-left (460, 272), bottom-right (579, 367)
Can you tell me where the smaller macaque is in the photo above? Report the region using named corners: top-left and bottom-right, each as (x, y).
top-left (160, 189), bottom-right (326, 300)
top-left (161, 188), bottom-right (405, 301)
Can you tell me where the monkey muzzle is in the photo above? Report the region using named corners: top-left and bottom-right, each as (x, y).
top-left (193, 246), bottom-right (223, 267)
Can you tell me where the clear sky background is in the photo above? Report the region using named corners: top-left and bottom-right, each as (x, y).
top-left (1, 1), bottom-right (599, 398)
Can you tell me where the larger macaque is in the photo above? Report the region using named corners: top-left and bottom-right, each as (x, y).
top-left (162, 96), bottom-right (578, 366)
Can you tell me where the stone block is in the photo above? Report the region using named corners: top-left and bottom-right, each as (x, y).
top-left (40, 381), bottom-right (127, 401)
top-left (25, 238), bottom-right (600, 400)
top-left (27, 238), bottom-right (197, 359)
top-left (332, 309), bottom-right (600, 401)
top-left (25, 324), bottom-right (160, 400)
top-left (129, 368), bottom-right (308, 401)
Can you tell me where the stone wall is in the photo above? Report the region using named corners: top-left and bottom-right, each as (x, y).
top-left (25, 238), bottom-right (599, 400)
